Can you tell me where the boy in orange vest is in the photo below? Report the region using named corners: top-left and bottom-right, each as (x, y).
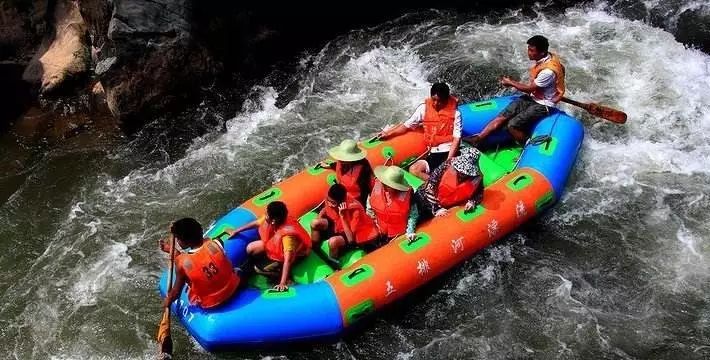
top-left (311, 184), bottom-right (380, 259)
top-left (377, 82), bottom-right (462, 180)
top-left (228, 201), bottom-right (311, 292)
top-left (467, 35), bottom-right (566, 145)
top-left (159, 218), bottom-right (240, 309)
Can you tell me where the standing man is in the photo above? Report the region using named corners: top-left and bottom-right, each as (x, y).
top-left (377, 82), bottom-right (462, 180)
top-left (468, 35), bottom-right (566, 145)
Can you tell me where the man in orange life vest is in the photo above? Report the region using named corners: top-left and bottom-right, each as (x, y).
top-left (159, 218), bottom-right (240, 309)
top-left (366, 165), bottom-right (419, 242)
top-left (467, 35), bottom-right (566, 145)
top-left (311, 183), bottom-right (380, 258)
top-left (227, 201), bottom-right (311, 292)
top-left (413, 147), bottom-right (483, 223)
top-left (377, 82), bottom-right (462, 180)
top-left (318, 139), bottom-right (374, 207)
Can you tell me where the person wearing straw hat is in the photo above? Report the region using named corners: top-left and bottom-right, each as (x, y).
top-left (159, 218), bottom-right (241, 309)
top-left (376, 82), bottom-right (462, 180)
top-left (366, 165), bottom-right (419, 242)
top-left (413, 147), bottom-right (483, 222)
top-left (318, 139), bottom-right (374, 206)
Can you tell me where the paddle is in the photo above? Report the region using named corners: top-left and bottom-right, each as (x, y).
top-left (157, 235), bottom-right (177, 359)
top-left (560, 97), bottom-right (627, 124)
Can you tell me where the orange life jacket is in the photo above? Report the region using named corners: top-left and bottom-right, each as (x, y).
top-left (529, 52), bottom-right (566, 103)
top-left (258, 216), bottom-right (312, 262)
top-left (323, 198), bottom-right (380, 244)
top-left (422, 95), bottom-right (458, 147)
top-left (437, 166), bottom-right (478, 208)
top-left (176, 240), bottom-right (240, 309)
top-left (369, 180), bottom-right (412, 237)
top-left (336, 161), bottom-right (364, 204)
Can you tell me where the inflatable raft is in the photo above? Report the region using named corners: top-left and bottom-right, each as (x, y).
top-left (158, 95), bottom-right (584, 350)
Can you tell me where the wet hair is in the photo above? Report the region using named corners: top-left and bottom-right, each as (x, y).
top-left (266, 201), bottom-right (288, 225)
top-left (430, 82), bottom-right (450, 99)
top-left (171, 218), bottom-right (203, 247)
top-left (328, 183), bottom-right (347, 203)
top-left (527, 35), bottom-right (549, 53)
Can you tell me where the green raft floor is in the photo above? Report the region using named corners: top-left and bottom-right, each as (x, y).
top-left (247, 144), bottom-right (523, 289)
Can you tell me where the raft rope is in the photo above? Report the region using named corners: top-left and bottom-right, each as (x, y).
top-left (514, 110), bottom-right (562, 169)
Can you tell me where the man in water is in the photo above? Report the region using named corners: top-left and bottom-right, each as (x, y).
top-left (467, 35), bottom-right (566, 145)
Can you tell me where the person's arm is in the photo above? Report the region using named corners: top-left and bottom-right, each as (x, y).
top-left (447, 110), bottom-right (463, 161)
top-left (423, 164), bottom-right (446, 214)
top-left (226, 219), bottom-right (260, 237)
top-left (465, 176), bottom-right (484, 211)
top-left (365, 195), bottom-right (375, 218)
top-left (276, 247), bottom-right (294, 292)
top-left (501, 76), bottom-right (537, 93)
top-left (162, 265), bottom-right (187, 308)
top-left (338, 204), bottom-right (355, 245)
top-left (406, 200), bottom-right (419, 237)
top-left (318, 160), bottom-right (336, 169)
top-left (379, 103), bottom-right (424, 139)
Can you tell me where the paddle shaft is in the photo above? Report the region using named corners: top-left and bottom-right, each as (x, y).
top-left (157, 234), bottom-right (177, 359)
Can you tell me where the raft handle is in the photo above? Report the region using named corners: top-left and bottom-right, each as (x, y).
top-left (475, 101), bottom-right (493, 108)
top-left (347, 267), bottom-right (366, 279)
top-left (257, 190), bottom-right (276, 201)
top-left (512, 175), bottom-right (529, 186)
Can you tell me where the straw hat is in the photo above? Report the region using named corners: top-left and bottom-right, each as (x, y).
top-left (451, 147), bottom-right (481, 177)
top-left (327, 139), bottom-right (367, 162)
top-left (374, 165), bottom-right (410, 191)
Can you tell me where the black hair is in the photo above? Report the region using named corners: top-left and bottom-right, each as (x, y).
top-left (328, 183), bottom-right (347, 203)
top-left (430, 82), bottom-right (450, 99)
top-left (171, 218), bottom-right (203, 247)
top-left (527, 35), bottom-right (549, 53)
top-left (266, 201), bottom-right (288, 225)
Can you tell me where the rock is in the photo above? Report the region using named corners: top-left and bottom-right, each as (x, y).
top-left (22, 0), bottom-right (90, 94)
top-left (675, 7), bottom-right (710, 53)
top-left (95, 0), bottom-right (215, 127)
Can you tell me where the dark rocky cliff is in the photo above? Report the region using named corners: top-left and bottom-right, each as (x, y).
top-left (1, 0), bottom-right (708, 134)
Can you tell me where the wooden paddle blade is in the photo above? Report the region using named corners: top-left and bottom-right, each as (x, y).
top-left (157, 310), bottom-right (172, 359)
top-left (586, 102), bottom-right (628, 124)
top-left (158, 336), bottom-right (173, 360)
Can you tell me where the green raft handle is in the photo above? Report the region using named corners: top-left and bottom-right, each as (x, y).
top-left (528, 134), bottom-right (552, 149)
top-left (211, 231), bottom-right (230, 241)
top-left (407, 234), bottom-right (421, 245)
top-left (512, 175), bottom-right (528, 186)
top-left (475, 101), bottom-right (493, 107)
top-left (366, 136), bottom-right (381, 144)
top-left (257, 190), bottom-right (277, 201)
top-left (266, 289), bottom-right (283, 294)
top-left (347, 267), bottom-right (366, 279)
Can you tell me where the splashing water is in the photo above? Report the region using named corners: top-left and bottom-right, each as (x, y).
top-left (0, 3), bottom-right (709, 359)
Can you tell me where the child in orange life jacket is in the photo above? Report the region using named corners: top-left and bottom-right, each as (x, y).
top-left (318, 139), bottom-right (374, 207)
top-left (413, 147), bottom-right (483, 224)
top-left (376, 82), bottom-right (462, 180)
top-left (159, 218), bottom-right (240, 309)
top-left (227, 201), bottom-right (311, 292)
top-left (311, 184), bottom-right (380, 258)
top-left (366, 165), bottom-right (419, 242)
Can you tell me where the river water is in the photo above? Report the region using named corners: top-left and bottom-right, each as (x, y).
top-left (1, 2), bottom-right (709, 359)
